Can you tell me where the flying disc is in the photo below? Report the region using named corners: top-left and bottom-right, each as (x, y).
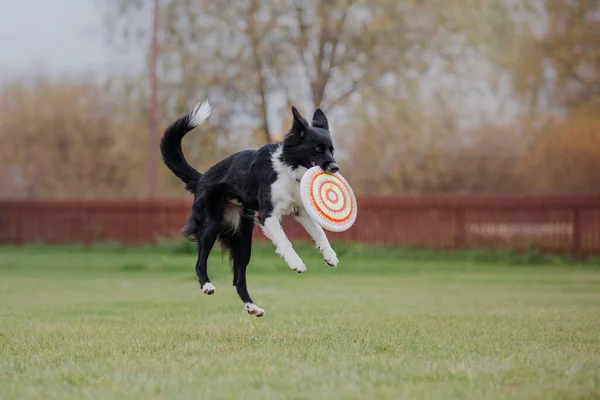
top-left (300, 166), bottom-right (358, 232)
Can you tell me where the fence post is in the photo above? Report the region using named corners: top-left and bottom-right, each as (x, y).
top-left (10, 203), bottom-right (22, 245)
top-left (572, 207), bottom-right (581, 257)
top-left (453, 206), bottom-right (466, 249)
top-left (7, 203), bottom-right (15, 244)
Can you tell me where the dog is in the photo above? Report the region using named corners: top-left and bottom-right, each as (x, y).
top-left (160, 100), bottom-right (340, 317)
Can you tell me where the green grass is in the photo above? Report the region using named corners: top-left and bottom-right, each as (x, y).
top-left (1, 244), bottom-right (600, 400)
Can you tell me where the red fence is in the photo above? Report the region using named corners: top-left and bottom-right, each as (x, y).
top-left (1, 196), bottom-right (600, 254)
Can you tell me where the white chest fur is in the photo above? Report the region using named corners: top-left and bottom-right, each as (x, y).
top-left (270, 146), bottom-right (307, 217)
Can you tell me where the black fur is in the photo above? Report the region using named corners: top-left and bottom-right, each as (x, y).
top-left (282, 107), bottom-right (338, 173)
top-left (159, 112), bottom-right (203, 193)
top-left (160, 103), bottom-right (338, 313)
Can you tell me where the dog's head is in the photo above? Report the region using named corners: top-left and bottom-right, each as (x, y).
top-left (282, 106), bottom-right (338, 174)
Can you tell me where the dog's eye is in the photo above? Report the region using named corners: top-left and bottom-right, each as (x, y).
top-left (315, 146), bottom-right (323, 153)
top-left (330, 147), bottom-right (334, 155)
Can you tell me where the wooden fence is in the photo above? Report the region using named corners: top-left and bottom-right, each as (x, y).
top-left (1, 195), bottom-right (600, 254)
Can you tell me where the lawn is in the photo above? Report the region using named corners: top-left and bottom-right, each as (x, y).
top-left (1, 243), bottom-right (599, 399)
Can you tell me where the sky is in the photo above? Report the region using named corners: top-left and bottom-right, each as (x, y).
top-left (0, 0), bottom-right (143, 82)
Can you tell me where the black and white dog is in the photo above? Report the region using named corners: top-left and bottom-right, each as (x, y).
top-left (160, 101), bottom-right (339, 317)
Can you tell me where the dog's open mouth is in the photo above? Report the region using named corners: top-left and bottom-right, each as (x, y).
top-left (310, 161), bottom-right (316, 167)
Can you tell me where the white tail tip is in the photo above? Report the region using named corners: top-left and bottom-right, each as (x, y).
top-left (189, 100), bottom-right (212, 127)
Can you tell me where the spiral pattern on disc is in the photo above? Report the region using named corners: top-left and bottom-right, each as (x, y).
top-left (300, 166), bottom-right (357, 232)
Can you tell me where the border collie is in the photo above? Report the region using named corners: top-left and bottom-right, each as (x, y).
top-left (160, 101), bottom-right (339, 317)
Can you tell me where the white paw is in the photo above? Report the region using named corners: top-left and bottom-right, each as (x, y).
top-left (322, 247), bottom-right (339, 267)
top-left (289, 259), bottom-right (307, 273)
top-left (201, 282), bottom-right (216, 295)
top-left (245, 303), bottom-right (265, 317)
top-left (275, 247), bottom-right (307, 273)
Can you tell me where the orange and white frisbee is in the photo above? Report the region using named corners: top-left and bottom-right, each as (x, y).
top-left (299, 166), bottom-right (358, 232)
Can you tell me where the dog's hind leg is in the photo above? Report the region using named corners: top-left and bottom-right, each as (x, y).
top-left (191, 186), bottom-right (230, 295)
top-left (195, 217), bottom-right (220, 295)
top-left (221, 213), bottom-right (264, 317)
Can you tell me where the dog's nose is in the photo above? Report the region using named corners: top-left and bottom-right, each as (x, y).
top-left (327, 163), bottom-right (339, 174)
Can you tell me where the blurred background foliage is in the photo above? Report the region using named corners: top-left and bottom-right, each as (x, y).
top-left (1, 0), bottom-right (598, 197)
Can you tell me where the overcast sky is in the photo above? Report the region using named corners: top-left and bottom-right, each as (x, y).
top-left (0, 0), bottom-right (143, 82)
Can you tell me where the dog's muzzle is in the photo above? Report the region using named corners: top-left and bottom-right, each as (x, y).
top-left (326, 163), bottom-right (339, 174)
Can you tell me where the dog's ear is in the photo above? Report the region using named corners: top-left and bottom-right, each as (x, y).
top-left (286, 106), bottom-right (308, 141)
top-left (292, 106), bottom-right (308, 134)
top-left (312, 108), bottom-right (329, 130)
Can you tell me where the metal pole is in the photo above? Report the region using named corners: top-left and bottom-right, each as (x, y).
top-left (147, 0), bottom-right (159, 197)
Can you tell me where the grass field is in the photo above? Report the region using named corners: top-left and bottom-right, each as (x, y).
top-left (1, 243), bottom-right (600, 399)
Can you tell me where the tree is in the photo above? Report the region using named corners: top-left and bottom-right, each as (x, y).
top-left (514, 110), bottom-right (600, 193)
top-left (102, 0), bottom-right (514, 146)
top-left (0, 78), bottom-right (141, 197)
top-left (509, 0), bottom-right (600, 113)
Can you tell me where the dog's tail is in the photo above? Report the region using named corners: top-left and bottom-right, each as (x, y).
top-left (160, 100), bottom-right (212, 193)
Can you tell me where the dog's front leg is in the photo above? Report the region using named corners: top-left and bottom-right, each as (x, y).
top-left (261, 215), bottom-right (306, 273)
top-left (295, 210), bottom-right (338, 267)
